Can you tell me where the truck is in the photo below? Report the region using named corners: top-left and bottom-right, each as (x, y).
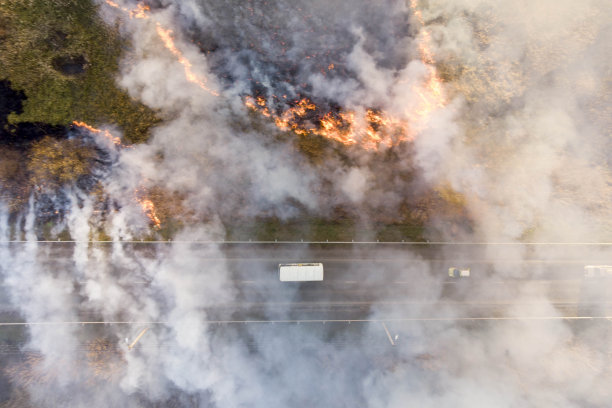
top-left (279, 263), bottom-right (324, 282)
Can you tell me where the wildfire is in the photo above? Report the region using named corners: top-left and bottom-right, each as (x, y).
top-left (410, 0), bottom-right (435, 65)
top-left (155, 24), bottom-right (220, 97)
top-left (408, 0), bottom-right (447, 122)
top-left (245, 96), bottom-right (271, 117)
top-left (102, 1), bottom-right (444, 151)
top-left (72, 121), bottom-right (122, 145)
top-left (138, 198), bottom-right (161, 229)
top-left (104, 0), bottom-right (149, 19)
top-left (104, 1), bottom-right (219, 97)
top-left (243, 3), bottom-right (447, 151)
top-left (130, 3), bottom-right (150, 19)
top-left (244, 97), bottom-right (411, 150)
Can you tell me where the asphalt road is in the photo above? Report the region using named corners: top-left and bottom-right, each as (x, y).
top-left (1, 242), bottom-right (611, 322)
top-left (1, 242), bottom-right (612, 386)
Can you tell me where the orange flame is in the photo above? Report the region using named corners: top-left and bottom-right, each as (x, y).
top-left (410, 0), bottom-right (435, 65)
top-left (243, 3), bottom-right (447, 151)
top-left (104, 0), bottom-right (149, 19)
top-left (105, 0), bottom-right (121, 9)
top-left (245, 96), bottom-right (271, 117)
top-left (129, 3), bottom-right (150, 19)
top-left (155, 24), bottom-right (220, 96)
top-left (73, 121), bottom-right (122, 145)
top-left (104, 1), bottom-right (218, 96)
top-left (138, 198), bottom-right (161, 229)
top-left (244, 97), bottom-right (411, 150)
top-left (407, 0), bottom-right (447, 124)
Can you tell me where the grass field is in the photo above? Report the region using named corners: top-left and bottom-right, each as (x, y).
top-left (0, 0), bottom-right (159, 144)
top-left (224, 218), bottom-right (426, 242)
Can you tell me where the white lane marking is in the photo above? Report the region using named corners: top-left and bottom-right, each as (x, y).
top-left (382, 322), bottom-right (395, 346)
top-left (2, 316), bottom-right (612, 326)
top-left (67, 279), bottom-right (584, 286)
top-left (3, 240), bottom-right (612, 245)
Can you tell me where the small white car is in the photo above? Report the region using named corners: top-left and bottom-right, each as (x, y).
top-left (584, 265), bottom-right (612, 278)
top-left (448, 267), bottom-right (470, 278)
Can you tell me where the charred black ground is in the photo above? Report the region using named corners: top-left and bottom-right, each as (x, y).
top-left (0, 80), bottom-right (66, 150)
top-left (191, 0), bottom-right (412, 121)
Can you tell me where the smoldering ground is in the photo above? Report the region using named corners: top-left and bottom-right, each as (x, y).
top-left (2, 0), bottom-right (612, 406)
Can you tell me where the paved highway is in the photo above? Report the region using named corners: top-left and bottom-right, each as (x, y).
top-left (1, 242), bottom-right (611, 322)
top-left (1, 242), bottom-right (611, 386)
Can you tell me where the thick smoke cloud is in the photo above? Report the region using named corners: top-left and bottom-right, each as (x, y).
top-left (423, 0), bottom-right (612, 242)
top-left (1, 0), bottom-right (612, 406)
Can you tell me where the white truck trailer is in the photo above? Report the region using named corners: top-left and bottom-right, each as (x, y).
top-left (279, 263), bottom-right (324, 282)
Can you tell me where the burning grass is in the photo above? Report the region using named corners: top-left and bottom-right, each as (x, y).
top-left (0, 0), bottom-right (472, 243)
top-left (244, 96), bottom-right (413, 151)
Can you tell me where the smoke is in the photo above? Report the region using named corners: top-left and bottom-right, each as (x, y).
top-left (423, 0), bottom-right (612, 242)
top-left (1, 0), bottom-right (612, 406)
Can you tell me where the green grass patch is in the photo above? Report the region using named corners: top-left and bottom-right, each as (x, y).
top-left (0, 324), bottom-right (27, 345)
top-left (224, 217), bottom-right (425, 242)
top-left (374, 223), bottom-right (426, 242)
top-left (0, 0), bottom-right (159, 143)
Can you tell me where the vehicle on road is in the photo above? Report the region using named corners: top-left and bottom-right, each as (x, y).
top-left (279, 263), bottom-right (324, 281)
top-left (448, 267), bottom-right (470, 278)
top-left (584, 265), bottom-right (612, 278)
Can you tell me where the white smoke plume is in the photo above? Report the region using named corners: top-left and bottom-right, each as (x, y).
top-left (422, 0), bottom-right (612, 242)
top-left (1, 0), bottom-right (612, 406)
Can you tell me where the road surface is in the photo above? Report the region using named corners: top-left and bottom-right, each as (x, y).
top-left (1, 242), bottom-right (611, 322)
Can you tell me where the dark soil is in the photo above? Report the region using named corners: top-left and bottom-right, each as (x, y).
top-left (52, 55), bottom-right (87, 75)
